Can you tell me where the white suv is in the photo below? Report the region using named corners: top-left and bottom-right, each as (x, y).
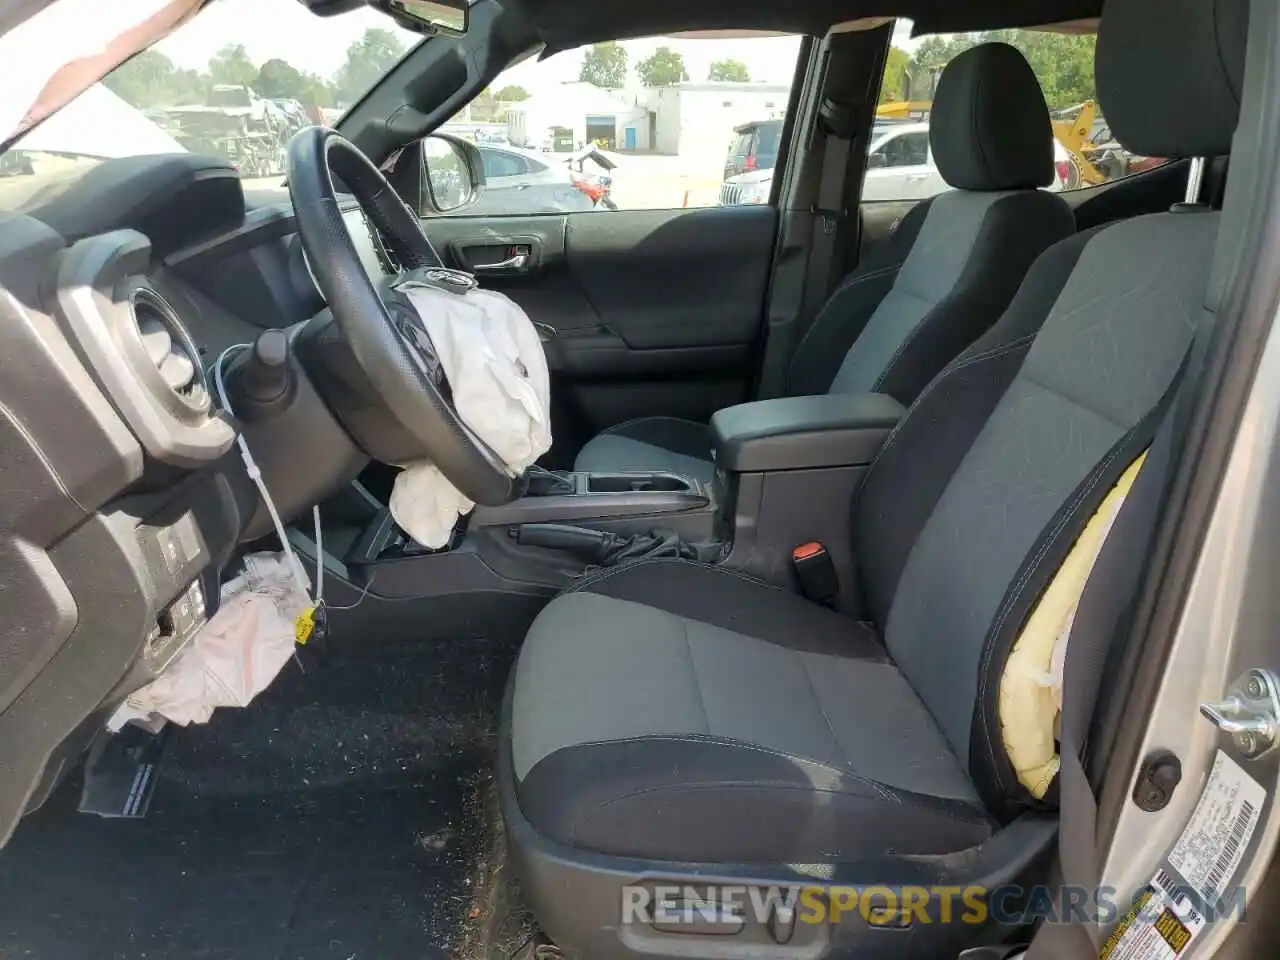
top-left (720, 120), bottom-right (1073, 205)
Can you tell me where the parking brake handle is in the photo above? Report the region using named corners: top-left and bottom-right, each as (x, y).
top-left (511, 524), bottom-right (726, 566)
top-left (511, 523), bottom-right (613, 562)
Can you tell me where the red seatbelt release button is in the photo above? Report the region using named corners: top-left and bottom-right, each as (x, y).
top-left (791, 542), bottom-right (838, 607)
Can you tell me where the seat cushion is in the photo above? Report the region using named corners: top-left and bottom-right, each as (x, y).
top-left (510, 561), bottom-right (993, 863)
top-left (572, 416), bottom-right (714, 482)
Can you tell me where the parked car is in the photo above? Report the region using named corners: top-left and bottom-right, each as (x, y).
top-left (723, 118), bottom-right (783, 180)
top-left (463, 143), bottom-right (600, 215)
top-left (718, 167), bottom-right (775, 206)
top-left (269, 98), bottom-right (311, 137)
top-left (721, 120), bottom-right (1074, 206)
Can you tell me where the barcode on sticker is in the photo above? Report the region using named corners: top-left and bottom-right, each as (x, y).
top-left (1151, 870), bottom-right (1205, 931)
top-left (1204, 800), bottom-right (1255, 896)
top-left (1168, 753), bottom-right (1266, 904)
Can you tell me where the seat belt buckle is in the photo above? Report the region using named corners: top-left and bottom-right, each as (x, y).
top-left (791, 542), bottom-right (838, 607)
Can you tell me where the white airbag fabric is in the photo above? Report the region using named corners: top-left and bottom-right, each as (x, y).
top-left (107, 553), bottom-right (309, 729)
top-left (389, 280), bottom-right (551, 548)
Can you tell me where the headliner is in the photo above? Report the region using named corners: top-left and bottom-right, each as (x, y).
top-left (506, 0), bottom-right (1104, 52)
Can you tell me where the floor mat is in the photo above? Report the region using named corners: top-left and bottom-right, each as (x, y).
top-left (0, 634), bottom-right (514, 960)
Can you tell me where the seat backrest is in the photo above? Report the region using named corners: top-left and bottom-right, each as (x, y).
top-left (785, 43), bottom-right (1075, 404)
top-left (853, 0), bottom-right (1249, 818)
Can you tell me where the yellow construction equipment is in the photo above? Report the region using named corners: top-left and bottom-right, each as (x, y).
top-left (1049, 100), bottom-right (1107, 187)
top-left (874, 99), bottom-right (933, 121)
top-left (875, 94), bottom-right (1116, 190)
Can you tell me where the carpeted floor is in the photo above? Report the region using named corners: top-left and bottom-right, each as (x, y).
top-left (0, 633), bottom-right (514, 960)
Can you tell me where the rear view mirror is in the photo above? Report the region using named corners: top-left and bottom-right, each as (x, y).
top-left (421, 133), bottom-right (485, 213)
top-left (376, 0), bottom-right (468, 36)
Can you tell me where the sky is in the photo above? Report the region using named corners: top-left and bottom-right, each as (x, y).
top-left (151, 0), bottom-right (916, 93)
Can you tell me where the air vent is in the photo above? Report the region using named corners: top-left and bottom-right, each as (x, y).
top-left (372, 222), bottom-right (403, 273)
top-left (130, 288), bottom-right (209, 412)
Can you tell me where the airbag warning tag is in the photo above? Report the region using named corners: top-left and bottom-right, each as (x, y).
top-left (1101, 872), bottom-right (1204, 960)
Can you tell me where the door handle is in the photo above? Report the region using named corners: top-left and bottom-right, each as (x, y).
top-left (474, 252), bottom-right (530, 273)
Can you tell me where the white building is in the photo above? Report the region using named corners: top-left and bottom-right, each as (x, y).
top-left (642, 82), bottom-right (791, 158)
top-left (508, 82), bottom-right (648, 151)
top-left (507, 80), bottom-right (791, 157)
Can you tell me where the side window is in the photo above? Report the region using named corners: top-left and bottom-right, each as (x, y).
top-left (432, 33), bottom-right (801, 216)
top-left (868, 20), bottom-right (1170, 202)
top-left (874, 131), bottom-right (929, 167)
top-left (481, 150), bottom-right (528, 179)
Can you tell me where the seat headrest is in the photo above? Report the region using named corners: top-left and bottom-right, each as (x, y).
top-left (1096, 0), bottom-right (1248, 159)
top-left (929, 42), bottom-right (1053, 192)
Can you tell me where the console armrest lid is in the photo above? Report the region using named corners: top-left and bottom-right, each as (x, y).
top-left (711, 393), bottom-right (905, 473)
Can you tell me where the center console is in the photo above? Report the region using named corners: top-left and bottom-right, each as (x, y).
top-left (293, 393), bottom-right (906, 643)
top-left (707, 392), bottom-right (905, 612)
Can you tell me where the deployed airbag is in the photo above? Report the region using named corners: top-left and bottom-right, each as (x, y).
top-left (999, 452), bottom-right (1147, 797)
top-left (107, 552), bottom-right (308, 729)
top-left (390, 277), bottom-right (551, 548)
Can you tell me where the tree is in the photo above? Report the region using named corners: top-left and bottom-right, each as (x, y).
top-left (905, 35), bottom-right (973, 100)
top-left (983, 29), bottom-right (1095, 109)
top-left (708, 59), bottom-right (749, 82)
top-left (334, 28), bottom-right (406, 105)
top-left (256, 58), bottom-right (332, 106)
top-left (207, 43), bottom-right (257, 88)
top-left (878, 47), bottom-right (911, 103)
top-left (469, 88), bottom-right (504, 122)
top-left (493, 84), bottom-right (530, 102)
top-left (579, 41), bottom-right (628, 88)
top-left (255, 58), bottom-right (305, 98)
top-left (637, 47), bottom-right (689, 87)
top-left (910, 35), bottom-right (973, 73)
top-left (171, 68), bottom-right (211, 105)
top-left (105, 49), bottom-right (206, 107)
top-left (900, 30), bottom-right (1096, 111)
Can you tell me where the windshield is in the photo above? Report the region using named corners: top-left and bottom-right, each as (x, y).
top-left (0, 0), bottom-right (419, 210)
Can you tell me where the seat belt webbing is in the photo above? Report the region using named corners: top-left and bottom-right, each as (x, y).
top-left (757, 105), bottom-right (856, 400)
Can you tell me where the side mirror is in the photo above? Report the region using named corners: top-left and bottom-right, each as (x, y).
top-left (420, 133), bottom-right (485, 214)
top-left (868, 152), bottom-right (888, 169)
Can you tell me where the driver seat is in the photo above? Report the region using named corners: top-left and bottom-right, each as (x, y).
top-left (502, 0), bottom-right (1247, 956)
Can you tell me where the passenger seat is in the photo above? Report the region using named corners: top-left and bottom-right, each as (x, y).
top-left (574, 41), bottom-right (1076, 482)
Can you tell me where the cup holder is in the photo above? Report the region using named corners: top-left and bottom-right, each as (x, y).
top-left (586, 473), bottom-right (692, 494)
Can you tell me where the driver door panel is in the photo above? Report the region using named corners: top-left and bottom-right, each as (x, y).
top-left (423, 206), bottom-right (776, 463)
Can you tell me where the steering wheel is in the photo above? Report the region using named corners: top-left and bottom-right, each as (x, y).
top-left (286, 126), bottom-right (518, 506)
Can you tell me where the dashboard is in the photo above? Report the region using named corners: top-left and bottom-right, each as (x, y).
top-left (0, 153), bottom-right (384, 845)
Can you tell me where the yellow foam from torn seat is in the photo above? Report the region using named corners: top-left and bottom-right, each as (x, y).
top-left (999, 451), bottom-right (1149, 798)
